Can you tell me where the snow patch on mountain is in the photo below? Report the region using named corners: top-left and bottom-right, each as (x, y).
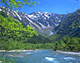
top-left (26, 16), bottom-right (41, 29)
top-left (0, 9), bottom-right (2, 11)
top-left (14, 11), bottom-right (22, 20)
top-left (38, 22), bottom-right (46, 28)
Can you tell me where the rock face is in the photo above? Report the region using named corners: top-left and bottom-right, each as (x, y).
top-left (0, 6), bottom-right (66, 35)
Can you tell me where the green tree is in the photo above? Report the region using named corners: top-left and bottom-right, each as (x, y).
top-left (0, 15), bottom-right (38, 50)
top-left (0, 0), bottom-right (37, 9)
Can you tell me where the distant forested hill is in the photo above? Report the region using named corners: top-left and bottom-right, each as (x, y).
top-left (55, 9), bottom-right (80, 37)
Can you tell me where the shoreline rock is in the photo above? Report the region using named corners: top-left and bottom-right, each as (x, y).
top-left (56, 50), bottom-right (80, 56)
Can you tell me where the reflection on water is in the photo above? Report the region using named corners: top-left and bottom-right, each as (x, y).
top-left (0, 50), bottom-right (80, 63)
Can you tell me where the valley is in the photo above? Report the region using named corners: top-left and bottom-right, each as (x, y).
top-left (0, 5), bottom-right (80, 63)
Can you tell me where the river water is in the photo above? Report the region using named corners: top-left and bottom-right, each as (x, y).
top-left (0, 50), bottom-right (80, 63)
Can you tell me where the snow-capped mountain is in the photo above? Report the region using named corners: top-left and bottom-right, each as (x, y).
top-left (0, 6), bottom-right (66, 35)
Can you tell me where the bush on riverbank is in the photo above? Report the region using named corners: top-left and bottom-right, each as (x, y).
top-left (53, 36), bottom-right (80, 52)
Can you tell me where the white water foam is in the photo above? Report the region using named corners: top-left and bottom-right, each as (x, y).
top-left (45, 57), bottom-right (55, 61)
top-left (45, 57), bottom-right (59, 63)
top-left (64, 57), bottom-right (75, 60)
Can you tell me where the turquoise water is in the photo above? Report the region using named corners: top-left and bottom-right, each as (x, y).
top-left (0, 50), bottom-right (80, 63)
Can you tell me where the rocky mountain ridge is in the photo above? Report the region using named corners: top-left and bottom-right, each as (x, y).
top-left (0, 6), bottom-right (66, 35)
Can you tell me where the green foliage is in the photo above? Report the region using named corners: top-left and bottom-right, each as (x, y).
top-left (27, 35), bottom-right (51, 44)
top-left (0, 11), bottom-right (8, 17)
top-left (0, 14), bottom-right (38, 50)
top-left (22, 43), bottom-right (55, 50)
top-left (0, 0), bottom-right (38, 9)
top-left (53, 36), bottom-right (80, 52)
top-left (0, 57), bottom-right (15, 63)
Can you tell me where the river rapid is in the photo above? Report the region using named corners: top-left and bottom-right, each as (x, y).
top-left (0, 50), bottom-right (80, 63)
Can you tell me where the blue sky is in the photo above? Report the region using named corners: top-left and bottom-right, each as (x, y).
top-left (18, 0), bottom-right (79, 14)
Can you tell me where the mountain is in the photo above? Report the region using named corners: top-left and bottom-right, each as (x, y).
top-left (55, 9), bottom-right (80, 37)
top-left (0, 6), bottom-right (65, 36)
top-left (1, 6), bottom-right (79, 37)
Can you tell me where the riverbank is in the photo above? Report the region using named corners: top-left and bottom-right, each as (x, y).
top-left (56, 50), bottom-right (80, 56)
top-left (0, 50), bottom-right (80, 56)
top-left (0, 50), bottom-right (34, 52)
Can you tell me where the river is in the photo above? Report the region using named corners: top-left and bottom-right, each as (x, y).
top-left (0, 50), bottom-right (80, 63)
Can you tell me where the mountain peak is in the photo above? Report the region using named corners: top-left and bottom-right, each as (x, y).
top-left (0, 7), bottom-right (65, 36)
